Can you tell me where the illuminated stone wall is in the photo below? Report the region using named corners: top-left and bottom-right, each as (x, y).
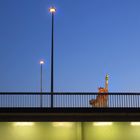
top-left (0, 122), bottom-right (140, 140)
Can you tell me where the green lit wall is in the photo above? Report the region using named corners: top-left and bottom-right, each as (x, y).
top-left (84, 122), bottom-right (140, 140)
top-left (0, 122), bottom-right (140, 140)
top-left (0, 122), bottom-right (79, 140)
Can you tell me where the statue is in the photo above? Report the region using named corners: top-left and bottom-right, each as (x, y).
top-left (89, 74), bottom-right (109, 107)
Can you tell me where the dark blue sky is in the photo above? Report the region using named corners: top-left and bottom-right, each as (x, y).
top-left (0, 0), bottom-right (140, 92)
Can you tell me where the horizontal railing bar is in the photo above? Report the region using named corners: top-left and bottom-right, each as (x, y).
top-left (53, 92), bottom-right (140, 95)
top-left (0, 92), bottom-right (51, 95)
top-left (0, 92), bottom-right (140, 95)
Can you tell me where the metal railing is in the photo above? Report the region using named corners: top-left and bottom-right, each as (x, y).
top-left (0, 92), bottom-right (140, 108)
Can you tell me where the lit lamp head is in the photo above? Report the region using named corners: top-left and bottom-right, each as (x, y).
top-left (40, 60), bottom-right (45, 65)
top-left (49, 7), bottom-right (56, 13)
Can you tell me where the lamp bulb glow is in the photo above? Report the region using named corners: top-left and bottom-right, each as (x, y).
top-left (40, 60), bottom-right (45, 64)
top-left (49, 7), bottom-right (56, 13)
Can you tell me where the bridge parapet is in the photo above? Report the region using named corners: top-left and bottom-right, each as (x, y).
top-left (0, 92), bottom-right (139, 108)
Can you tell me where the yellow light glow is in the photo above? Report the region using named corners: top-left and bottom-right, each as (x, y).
top-left (52, 122), bottom-right (73, 127)
top-left (93, 122), bottom-right (113, 126)
top-left (130, 122), bottom-right (140, 126)
top-left (49, 7), bottom-right (56, 13)
top-left (14, 122), bottom-right (35, 126)
top-left (40, 60), bottom-right (45, 64)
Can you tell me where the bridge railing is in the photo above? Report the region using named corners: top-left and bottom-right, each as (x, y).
top-left (0, 92), bottom-right (140, 108)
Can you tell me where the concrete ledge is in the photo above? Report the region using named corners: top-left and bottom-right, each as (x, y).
top-left (0, 108), bottom-right (140, 121)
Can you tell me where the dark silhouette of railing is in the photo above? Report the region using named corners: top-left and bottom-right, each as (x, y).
top-left (0, 92), bottom-right (140, 108)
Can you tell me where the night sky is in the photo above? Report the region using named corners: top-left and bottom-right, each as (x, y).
top-left (1, 0), bottom-right (140, 92)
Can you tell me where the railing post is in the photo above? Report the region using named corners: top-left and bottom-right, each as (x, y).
top-left (51, 93), bottom-right (53, 108)
top-left (40, 93), bottom-right (42, 108)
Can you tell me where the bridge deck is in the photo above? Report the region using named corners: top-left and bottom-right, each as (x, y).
top-left (0, 108), bottom-right (140, 121)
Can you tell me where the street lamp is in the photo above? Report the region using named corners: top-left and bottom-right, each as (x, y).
top-left (49, 7), bottom-right (56, 108)
top-left (40, 60), bottom-right (45, 107)
top-left (40, 60), bottom-right (45, 92)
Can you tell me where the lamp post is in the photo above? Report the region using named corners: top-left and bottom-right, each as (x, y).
top-left (49, 7), bottom-right (56, 108)
top-left (40, 60), bottom-right (45, 107)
